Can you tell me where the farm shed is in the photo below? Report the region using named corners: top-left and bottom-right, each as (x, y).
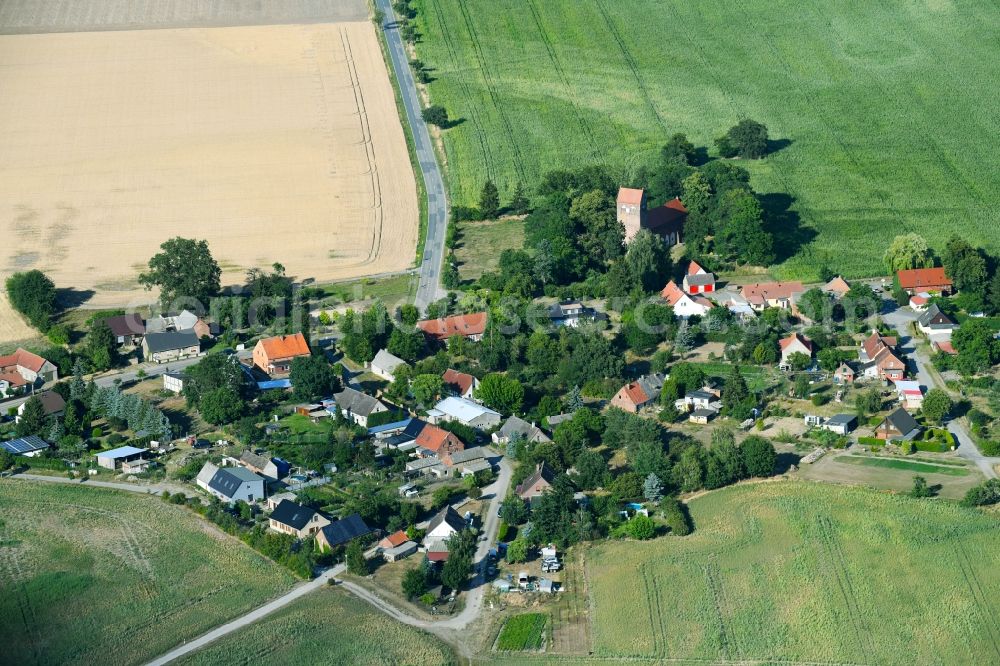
top-left (121, 459), bottom-right (151, 474)
top-left (822, 414), bottom-right (857, 435)
top-left (0, 435), bottom-right (50, 457)
top-left (96, 446), bottom-right (148, 470)
top-left (382, 541), bottom-right (418, 562)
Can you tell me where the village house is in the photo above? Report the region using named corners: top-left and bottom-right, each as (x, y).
top-left (252, 333), bottom-right (310, 375)
top-left (163, 372), bottom-right (186, 394)
top-left (675, 388), bottom-right (722, 414)
top-left (416, 312), bottom-right (488, 342)
top-left (379, 530), bottom-right (418, 562)
top-left (442, 368), bottom-right (479, 400)
top-left (661, 280), bottom-right (713, 318)
top-left (894, 380), bottom-right (925, 411)
top-left (414, 423), bottom-right (465, 458)
top-left (104, 313), bottom-right (145, 347)
top-left (897, 267), bottom-right (952, 295)
top-left (423, 505), bottom-right (466, 552)
top-left (316, 513), bottom-right (372, 552)
top-left (370, 348), bottom-right (408, 382)
top-left (17, 390), bottom-right (65, 422)
top-left (426, 396), bottom-right (501, 429)
top-left (740, 281), bottom-right (805, 311)
top-left (779, 332), bottom-right (814, 371)
top-left (0, 348), bottom-right (58, 397)
top-left (546, 301), bottom-right (606, 328)
top-left (822, 276), bottom-right (852, 299)
top-left (142, 330), bottom-right (200, 364)
top-left (859, 331), bottom-right (906, 381)
top-left (333, 387), bottom-right (389, 427)
top-left (196, 462), bottom-right (265, 503)
top-left (95, 445), bottom-right (147, 470)
top-left (875, 407), bottom-right (922, 442)
top-left (441, 446), bottom-right (492, 476)
top-left (515, 462), bottom-right (555, 504)
top-left (265, 492), bottom-right (297, 511)
top-left (0, 435), bottom-right (50, 457)
top-left (239, 450), bottom-right (290, 480)
top-left (610, 373), bottom-right (665, 413)
top-left (821, 413), bottom-right (857, 435)
top-left (917, 304), bottom-right (958, 336)
top-left (377, 417), bottom-right (428, 451)
top-left (909, 292), bottom-right (932, 312)
top-left (689, 408), bottom-right (716, 425)
top-left (493, 415), bottom-right (551, 445)
top-left (682, 261), bottom-right (716, 295)
top-left (268, 499), bottom-right (330, 539)
top-left (833, 363), bottom-right (856, 385)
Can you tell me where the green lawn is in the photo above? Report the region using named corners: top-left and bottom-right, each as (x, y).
top-left (412, 0), bottom-right (1000, 280)
top-left (316, 273), bottom-right (417, 306)
top-left (455, 217), bottom-right (526, 280)
top-left (176, 588), bottom-right (454, 665)
top-left (836, 454), bottom-right (972, 476)
top-left (585, 480), bottom-right (1000, 663)
top-left (497, 612), bottom-right (548, 651)
top-left (0, 481), bottom-right (295, 666)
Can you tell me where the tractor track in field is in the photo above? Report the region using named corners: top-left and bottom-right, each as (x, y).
top-left (524, 0), bottom-right (602, 162)
top-left (0, 543), bottom-right (43, 665)
top-left (425, 0), bottom-right (497, 182)
top-left (703, 560), bottom-right (736, 662)
top-left (727, 0), bottom-right (913, 233)
top-left (454, 0), bottom-right (528, 183)
top-left (591, 0), bottom-right (665, 134)
top-left (640, 562), bottom-right (665, 658)
top-left (814, 515), bottom-right (874, 664)
top-left (952, 541), bottom-right (1000, 661)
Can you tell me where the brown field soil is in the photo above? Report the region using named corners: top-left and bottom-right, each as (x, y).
top-left (0, 290), bottom-right (37, 345)
top-left (0, 21), bottom-right (417, 342)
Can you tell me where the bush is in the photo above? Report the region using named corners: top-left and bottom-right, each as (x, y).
top-left (91, 427), bottom-right (104, 439)
top-left (961, 479), bottom-right (1000, 507)
top-left (421, 105), bottom-right (449, 127)
top-left (980, 440), bottom-right (1000, 456)
top-left (810, 394), bottom-right (829, 406)
top-left (857, 436), bottom-right (881, 447)
top-left (624, 515), bottom-right (656, 540)
top-left (661, 497), bottom-right (692, 536)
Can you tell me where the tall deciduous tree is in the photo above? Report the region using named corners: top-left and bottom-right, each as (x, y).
top-left (625, 230), bottom-right (673, 293)
top-left (570, 189), bottom-right (623, 264)
top-left (740, 435), bottom-right (776, 477)
top-left (139, 237), bottom-right (221, 308)
top-left (921, 388), bottom-right (952, 425)
top-left (716, 119), bottom-right (769, 159)
top-left (85, 320), bottom-right (116, 371)
top-left (290, 355), bottom-right (339, 401)
top-left (883, 233), bottom-right (934, 272)
top-left (475, 373), bottom-right (524, 414)
top-left (5, 270), bottom-right (58, 332)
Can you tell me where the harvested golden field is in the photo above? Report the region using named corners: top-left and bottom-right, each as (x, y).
top-left (0, 21), bottom-right (417, 340)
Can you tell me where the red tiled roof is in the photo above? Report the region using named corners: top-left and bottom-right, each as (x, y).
top-left (645, 197), bottom-right (687, 233)
top-left (0, 348), bottom-right (48, 374)
top-left (688, 260), bottom-right (705, 276)
top-left (442, 368), bottom-right (475, 396)
top-left (258, 333), bottom-right (310, 361)
top-left (934, 340), bottom-right (957, 355)
top-left (660, 280), bottom-right (687, 307)
top-left (779, 332), bottom-right (813, 353)
top-left (897, 267), bottom-right (952, 291)
top-left (740, 282), bottom-right (805, 305)
top-left (617, 382), bottom-right (649, 407)
top-left (381, 530), bottom-right (409, 548)
top-left (416, 312), bottom-right (488, 341)
top-left (823, 276), bottom-right (851, 296)
top-left (617, 187), bottom-right (644, 206)
top-left (0, 370), bottom-right (27, 387)
top-left (415, 424), bottom-right (464, 453)
top-left (426, 550), bottom-right (449, 562)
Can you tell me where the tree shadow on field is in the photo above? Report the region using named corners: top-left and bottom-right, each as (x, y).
top-left (443, 117), bottom-right (466, 129)
top-left (766, 138), bottom-right (793, 155)
top-left (775, 451), bottom-right (801, 474)
top-left (759, 192), bottom-right (817, 264)
top-left (691, 146), bottom-right (712, 167)
top-left (56, 287), bottom-right (95, 310)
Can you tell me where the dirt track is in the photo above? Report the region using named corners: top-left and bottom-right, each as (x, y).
top-left (0, 21), bottom-right (418, 342)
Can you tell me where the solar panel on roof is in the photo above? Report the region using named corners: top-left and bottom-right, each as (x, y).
top-left (0, 435), bottom-right (49, 455)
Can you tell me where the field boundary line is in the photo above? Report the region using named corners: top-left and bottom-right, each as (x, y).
top-left (814, 515), bottom-right (873, 663)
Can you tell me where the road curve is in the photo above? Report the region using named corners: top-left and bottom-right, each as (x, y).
top-left (374, 0), bottom-right (448, 311)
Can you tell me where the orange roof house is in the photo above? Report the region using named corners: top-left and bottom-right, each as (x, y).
top-left (414, 424), bottom-right (465, 457)
top-left (253, 333), bottom-right (311, 375)
top-left (740, 282), bottom-right (805, 311)
top-left (442, 368), bottom-right (478, 399)
top-left (822, 276), bottom-right (851, 298)
top-left (897, 267), bottom-right (952, 295)
top-left (610, 373), bottom-right (666, 413)
top-left (0, 348), bottom-right (57, 393)
top-left (859, 331), bottom-right (905, 381)
top-left (379, 530), bottom-right (410, 550)
top-left (416, 312), bottom-right (488, 342)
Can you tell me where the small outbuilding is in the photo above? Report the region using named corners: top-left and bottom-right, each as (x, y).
top-left (0, 435), bottom-right (50, 457)
top-left (96, 446), bottom-right (148, 470)
top-left (821, 414), bottom-right (857, 435)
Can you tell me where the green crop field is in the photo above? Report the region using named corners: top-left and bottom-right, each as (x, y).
top-left (836, 454), bottom-right (972, 476)
top-left (497, 613), bottom-right (548, 651)
top-left (586, 480), bottom-right (1000, 663)
top-left (176, 587), bottom-right (455, 665)
top-left (0, 481), bottom-right (295, 666)
top-left (412, 0), bottom-right (1000, 280)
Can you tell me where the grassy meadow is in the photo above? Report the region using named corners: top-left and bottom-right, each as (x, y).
top-left (412, 0), bottom-right (1000, 279)
top-left (0, 481), bottom-right (295, 666)
top-left (586, 480), bottom-right (1000, 663)
top-left (176, 587), bottom-right (455, 665)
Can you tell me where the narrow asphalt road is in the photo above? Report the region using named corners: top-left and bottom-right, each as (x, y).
top-left (883, 308), bottom-right (1000, 479)
top-left (144, 565), bottom-right (346, 666)
top-left (375, 0), bottom-right (448, 311)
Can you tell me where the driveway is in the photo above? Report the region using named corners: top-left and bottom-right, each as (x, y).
top-left (374, 0), bottom-right (448, 311)
top-left (884, 306), bottom-right (999, 479)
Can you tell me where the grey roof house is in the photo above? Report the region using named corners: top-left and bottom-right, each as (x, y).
top-left (316, 513), bottom-right (372, 551)
top-left (196, 462), bottom-right (265, 503)
top-left (142, 330), bottom-right (200, 363)
top-left (333, 387), bottom-right (389, 427)
top-left (492, 415), bottom-right (551, 445)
